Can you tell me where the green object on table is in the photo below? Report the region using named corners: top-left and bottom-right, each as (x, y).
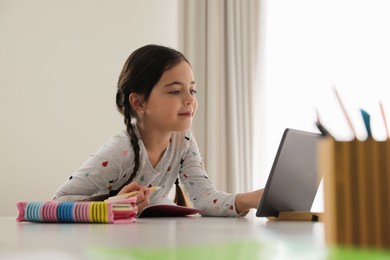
top-left (88, 240), bottom-right (264, 260)
top-left (328, 246), bottom-right (390, 260)
top-left (88, 240), bottom-right (390, 260)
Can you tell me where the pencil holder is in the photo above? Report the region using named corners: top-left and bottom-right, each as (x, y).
top-left (318, 138), bottom-right (390, 249)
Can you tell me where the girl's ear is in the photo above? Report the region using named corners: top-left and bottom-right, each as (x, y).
top-left (129, 93), bottom-right (145, 113)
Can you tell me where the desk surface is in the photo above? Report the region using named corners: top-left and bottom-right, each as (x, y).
top-left (0, 212), bottom-right (331, 259)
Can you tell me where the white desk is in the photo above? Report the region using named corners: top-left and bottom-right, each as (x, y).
top-left (0, 212), bottom-right (327, 259)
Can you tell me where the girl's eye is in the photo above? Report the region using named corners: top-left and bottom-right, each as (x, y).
top-left (168, 89), bottom-right (197, 95)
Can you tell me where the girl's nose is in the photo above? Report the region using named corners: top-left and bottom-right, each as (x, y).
top-left (184, 92), bottom-right (195, 105)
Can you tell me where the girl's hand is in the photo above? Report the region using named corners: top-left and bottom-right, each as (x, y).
top-left (235, 188), bottom-right (264, 216)
top-left (117, 182), bottom-right (151, 212)
top-left (117, 182), bottom-right (142, 195)
top-left (134, 187), bottom-right (151, 212)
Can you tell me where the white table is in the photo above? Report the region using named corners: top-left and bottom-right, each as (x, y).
top-left (0, 212), bottom-right (327, 259)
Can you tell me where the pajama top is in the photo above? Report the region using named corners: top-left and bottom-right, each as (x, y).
top-left (53, 124), bottom-right (242, 217)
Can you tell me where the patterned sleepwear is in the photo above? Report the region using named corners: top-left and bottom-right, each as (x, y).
top-left (53, 123), bottom-right (242, 217)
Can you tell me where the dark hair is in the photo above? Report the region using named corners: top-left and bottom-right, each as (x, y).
top-left (115, 44), bottom-right (190, 206)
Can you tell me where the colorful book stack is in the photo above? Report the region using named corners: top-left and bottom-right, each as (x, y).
top-left (16, 197), bottom-right (137, 224)
top-left (319, 138), bottom-right (390, 249)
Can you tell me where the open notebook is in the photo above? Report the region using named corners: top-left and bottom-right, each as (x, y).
top-left (137, 198), bottom-right (201, 218)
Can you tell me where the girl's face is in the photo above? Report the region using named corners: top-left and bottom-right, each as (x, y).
top-left (140, 60), bottom-right (198, 133)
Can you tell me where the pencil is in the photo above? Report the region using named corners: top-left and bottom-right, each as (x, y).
top-left (315, 109), bottom-right (332, 137)
top-left (333, 87), bottom-right (357, 139)
top-left (105, 186), bottom-right (161, 201)
top-left (380, 101), bottom-right (390, 140)
top-left (360, 108), bottom-right (372, 138)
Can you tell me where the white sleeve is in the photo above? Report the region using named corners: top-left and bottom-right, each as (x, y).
top-left (53, 132), bottom-right (134, 202)
top-left (179, 131), bottom-right (240, 217)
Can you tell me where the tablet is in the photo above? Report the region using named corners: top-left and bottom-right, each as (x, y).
top-left (256, 128), bottom-right (322, 218)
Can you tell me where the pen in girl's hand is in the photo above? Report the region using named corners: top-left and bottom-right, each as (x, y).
top-left (105, 186), bottom-right (162, 201)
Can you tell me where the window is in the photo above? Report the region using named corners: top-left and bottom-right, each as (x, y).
top-left (254, 0), bottom-right (390, 211)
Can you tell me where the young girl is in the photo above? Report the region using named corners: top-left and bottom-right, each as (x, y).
top-left (53, 44), bottom-right (263, 217)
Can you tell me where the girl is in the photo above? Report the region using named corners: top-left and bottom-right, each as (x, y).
top-left (53, 44), bottom-right (263, 217)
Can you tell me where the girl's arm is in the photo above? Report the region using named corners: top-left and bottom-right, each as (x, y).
top-left (53, 131), bottom-right (133, 202)
top-left (180, 130), bottom-right (265, 217)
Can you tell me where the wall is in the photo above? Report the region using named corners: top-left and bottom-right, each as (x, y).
top-left (0, 0), bottom-right (179, 216)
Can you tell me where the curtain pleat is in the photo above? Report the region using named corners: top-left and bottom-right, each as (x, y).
top-left (180, 0), bottom-right (260, 193)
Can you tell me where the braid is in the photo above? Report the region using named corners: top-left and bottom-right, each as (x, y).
top-left (107, 115), bottom-right (140, 197)
top-left (174, 178), bottom-right (190, 207)
top-left (107, 88), bottom-right (141, 196)
top-left (125, 120), bottom-right (140, 184)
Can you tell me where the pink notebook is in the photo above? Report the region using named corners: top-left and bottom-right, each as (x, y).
top-left (138, 204), bottom-right (201, 218)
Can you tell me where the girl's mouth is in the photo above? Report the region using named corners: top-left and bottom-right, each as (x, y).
top-left (178, 112), bottom-right (193, 117)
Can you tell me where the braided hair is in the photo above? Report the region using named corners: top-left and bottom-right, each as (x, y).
top-left (115, 44), bottom-right (190, 206)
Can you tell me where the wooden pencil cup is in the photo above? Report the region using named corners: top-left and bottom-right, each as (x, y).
top-left (318, 138), bottom-right (390, 249)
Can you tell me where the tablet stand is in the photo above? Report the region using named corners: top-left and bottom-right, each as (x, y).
top-left (267, 211), bottom-right (323, 222)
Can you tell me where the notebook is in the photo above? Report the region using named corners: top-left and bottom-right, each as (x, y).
top-left (256, 128), bottom-right (322, 219)
top-left (137, 198), bottom-right (202, 218)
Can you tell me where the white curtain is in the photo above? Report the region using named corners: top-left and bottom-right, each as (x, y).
top-left (179, 0), bottom-right (261, 192)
